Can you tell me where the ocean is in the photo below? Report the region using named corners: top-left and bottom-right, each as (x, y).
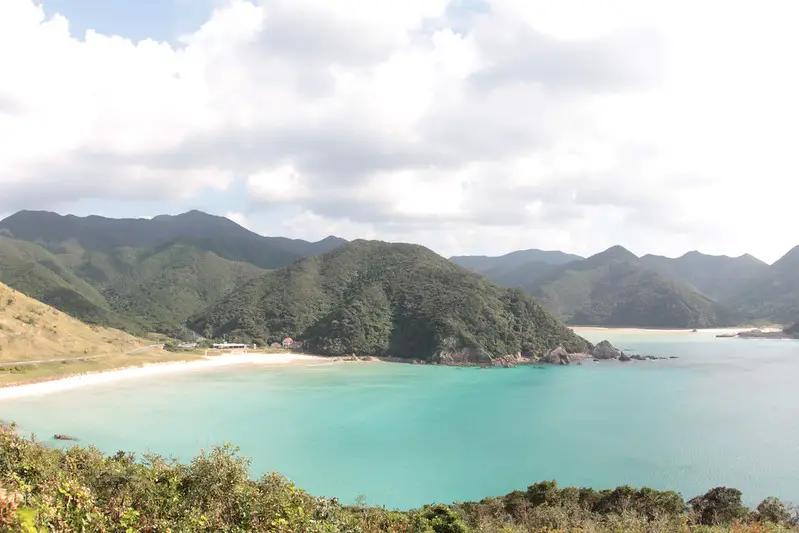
top-left (1, 329), bottom-right (798, 509)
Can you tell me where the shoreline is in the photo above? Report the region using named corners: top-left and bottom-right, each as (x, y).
top-left (571, 326), bottom-right (783, 335)
top-left (0, 352), bottom-right (338, 401)
top-left (2, 326), bottom-right (791, 400)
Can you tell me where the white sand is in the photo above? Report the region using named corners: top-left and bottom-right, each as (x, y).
top-left (0, 352), bottom-right (327, 401)
top-left (572, 326), bottom-right (783, 335)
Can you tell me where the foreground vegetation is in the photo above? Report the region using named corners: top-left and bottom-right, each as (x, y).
top-left (0, 426), bottom-right (796, 532)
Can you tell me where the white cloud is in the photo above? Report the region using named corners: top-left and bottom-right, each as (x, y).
top-left (247, 165), bottom-right (308, 203)
top-left (224, 211), bottom-right (249, 228)
top-left (1, 0), bottom-right (799, 262)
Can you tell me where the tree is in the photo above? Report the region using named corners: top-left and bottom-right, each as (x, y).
top-left (756, 496), bottom-right (792, 525)
top-left (418, 504), bottom-right (468, 533)
top-left (526, 480), bottom-right (560, 507)
top-left (688, 487), bottom-right (749, 525)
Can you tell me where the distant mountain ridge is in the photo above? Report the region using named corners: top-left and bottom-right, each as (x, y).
top-left (640, 251), bottom-right (768, 301)
top-left (530, 246), bottom-right (730, 328)
top-left (2, 208), bottom-right (797, 333)
top-left (450, 249), bottom-right (583, 289)
top-left (451, 243), bottom-right (799, 327)
top-left (0, 210), bottom-right (348, 334)
top-left (0, 210), bottom-right (346, 266)
top-left (450, 249), bottom-right (582, 272)
top-left (724, 245), bottom-right (799, 325)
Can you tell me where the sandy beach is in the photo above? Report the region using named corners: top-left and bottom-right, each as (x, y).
top-left (572, 326), bottom-right (783, 335)
top-left (0, 352), bottom-right (331, 401)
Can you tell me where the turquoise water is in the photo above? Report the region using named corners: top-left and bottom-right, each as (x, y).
top-left (2, 330), bottom-right (799, 508)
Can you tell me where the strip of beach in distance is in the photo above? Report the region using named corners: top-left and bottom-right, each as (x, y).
top-left (0, 326), bottom-right (788, 401)
top-left (0, 352), bottom-right (340, 400)
top-left (573, 326), bottom-right (783, 335)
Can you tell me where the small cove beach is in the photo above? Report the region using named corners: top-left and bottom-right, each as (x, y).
top-left (0, 351), bottom-right (336, 400)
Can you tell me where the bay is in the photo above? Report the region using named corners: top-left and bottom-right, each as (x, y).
top-left (1, 329), bottom-right (798, 509)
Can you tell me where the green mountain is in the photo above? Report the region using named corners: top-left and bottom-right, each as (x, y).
top-left (451, 249), bottom-right (582, 275)
top-left (0, 235), bottom-right (266, 334)
top-left (528, 246), bottom-right (728, 328)
top-left (93, 240), bottom-right (266, 330)
top-left (0, 210), bottom-right (347, 333)
top-left (725, 245), bottom-right (799, 325)
top-left (0, 210), bottom-right (345, 269)
top-left (640, 251), bottom-right (768, 301)
top-left (0, 235), bottom-right (135, 331)
top-left (189, 240), bottom-right (590, 361)
top-left (451, 249), bottom-right (583, 290)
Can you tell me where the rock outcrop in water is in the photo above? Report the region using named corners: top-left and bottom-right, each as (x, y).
top-left (590, 340), bottom-right (621, 360)
top-left (541, 346), bottom-right (581, 365)
top-left (434, 347), bottom-right (492, 365)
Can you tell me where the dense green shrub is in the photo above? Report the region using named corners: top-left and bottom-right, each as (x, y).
top-left (0, 426), bottom-right (796, 532)
top-left (689, 487), bottom-right (750, 525)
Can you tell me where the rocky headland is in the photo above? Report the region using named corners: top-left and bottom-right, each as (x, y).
top-left (323, 340), bottom-right (672, 368)
top-left (716, 328), bottom-right (795, 339)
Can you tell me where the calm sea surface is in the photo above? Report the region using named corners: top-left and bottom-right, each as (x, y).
top-left (1, 329), bottom-right (798, 508)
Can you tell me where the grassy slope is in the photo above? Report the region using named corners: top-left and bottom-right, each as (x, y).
top-left (0, 281), bottom-right (144, 362)
top-left (529, 247), bottom-right (728, 328)
top-left (0, 281), bottom-right (203, 385)
top-left (0, 236), bottom-right (268, 334)
top-left (190, 240), bottom-right (588, 360)
top-left (0, 236), bottom-right (133, 331)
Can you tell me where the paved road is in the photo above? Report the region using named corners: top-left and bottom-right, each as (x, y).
top-left (0, 344), bottom-right (165, 367)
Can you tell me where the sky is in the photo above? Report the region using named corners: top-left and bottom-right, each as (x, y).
top-left (1, 0), bottom-right (798, 263)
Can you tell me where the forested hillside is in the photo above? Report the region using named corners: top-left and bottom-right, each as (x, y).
top-left (725, 245), bottom-right (799, 325)
top-left (0, 211), bottom-right (345, 334)
top-left (640, 251), bottom-right (768, 301)
top-left (190, 240), bottom-right (589, 361)
top-left (528, 246), bottom-right (729, 328)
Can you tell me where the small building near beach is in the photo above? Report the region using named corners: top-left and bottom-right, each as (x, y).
top-left (281, 337), bottom-right (293, 348)
top-left (211, 343), bottom-right (247, 349)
